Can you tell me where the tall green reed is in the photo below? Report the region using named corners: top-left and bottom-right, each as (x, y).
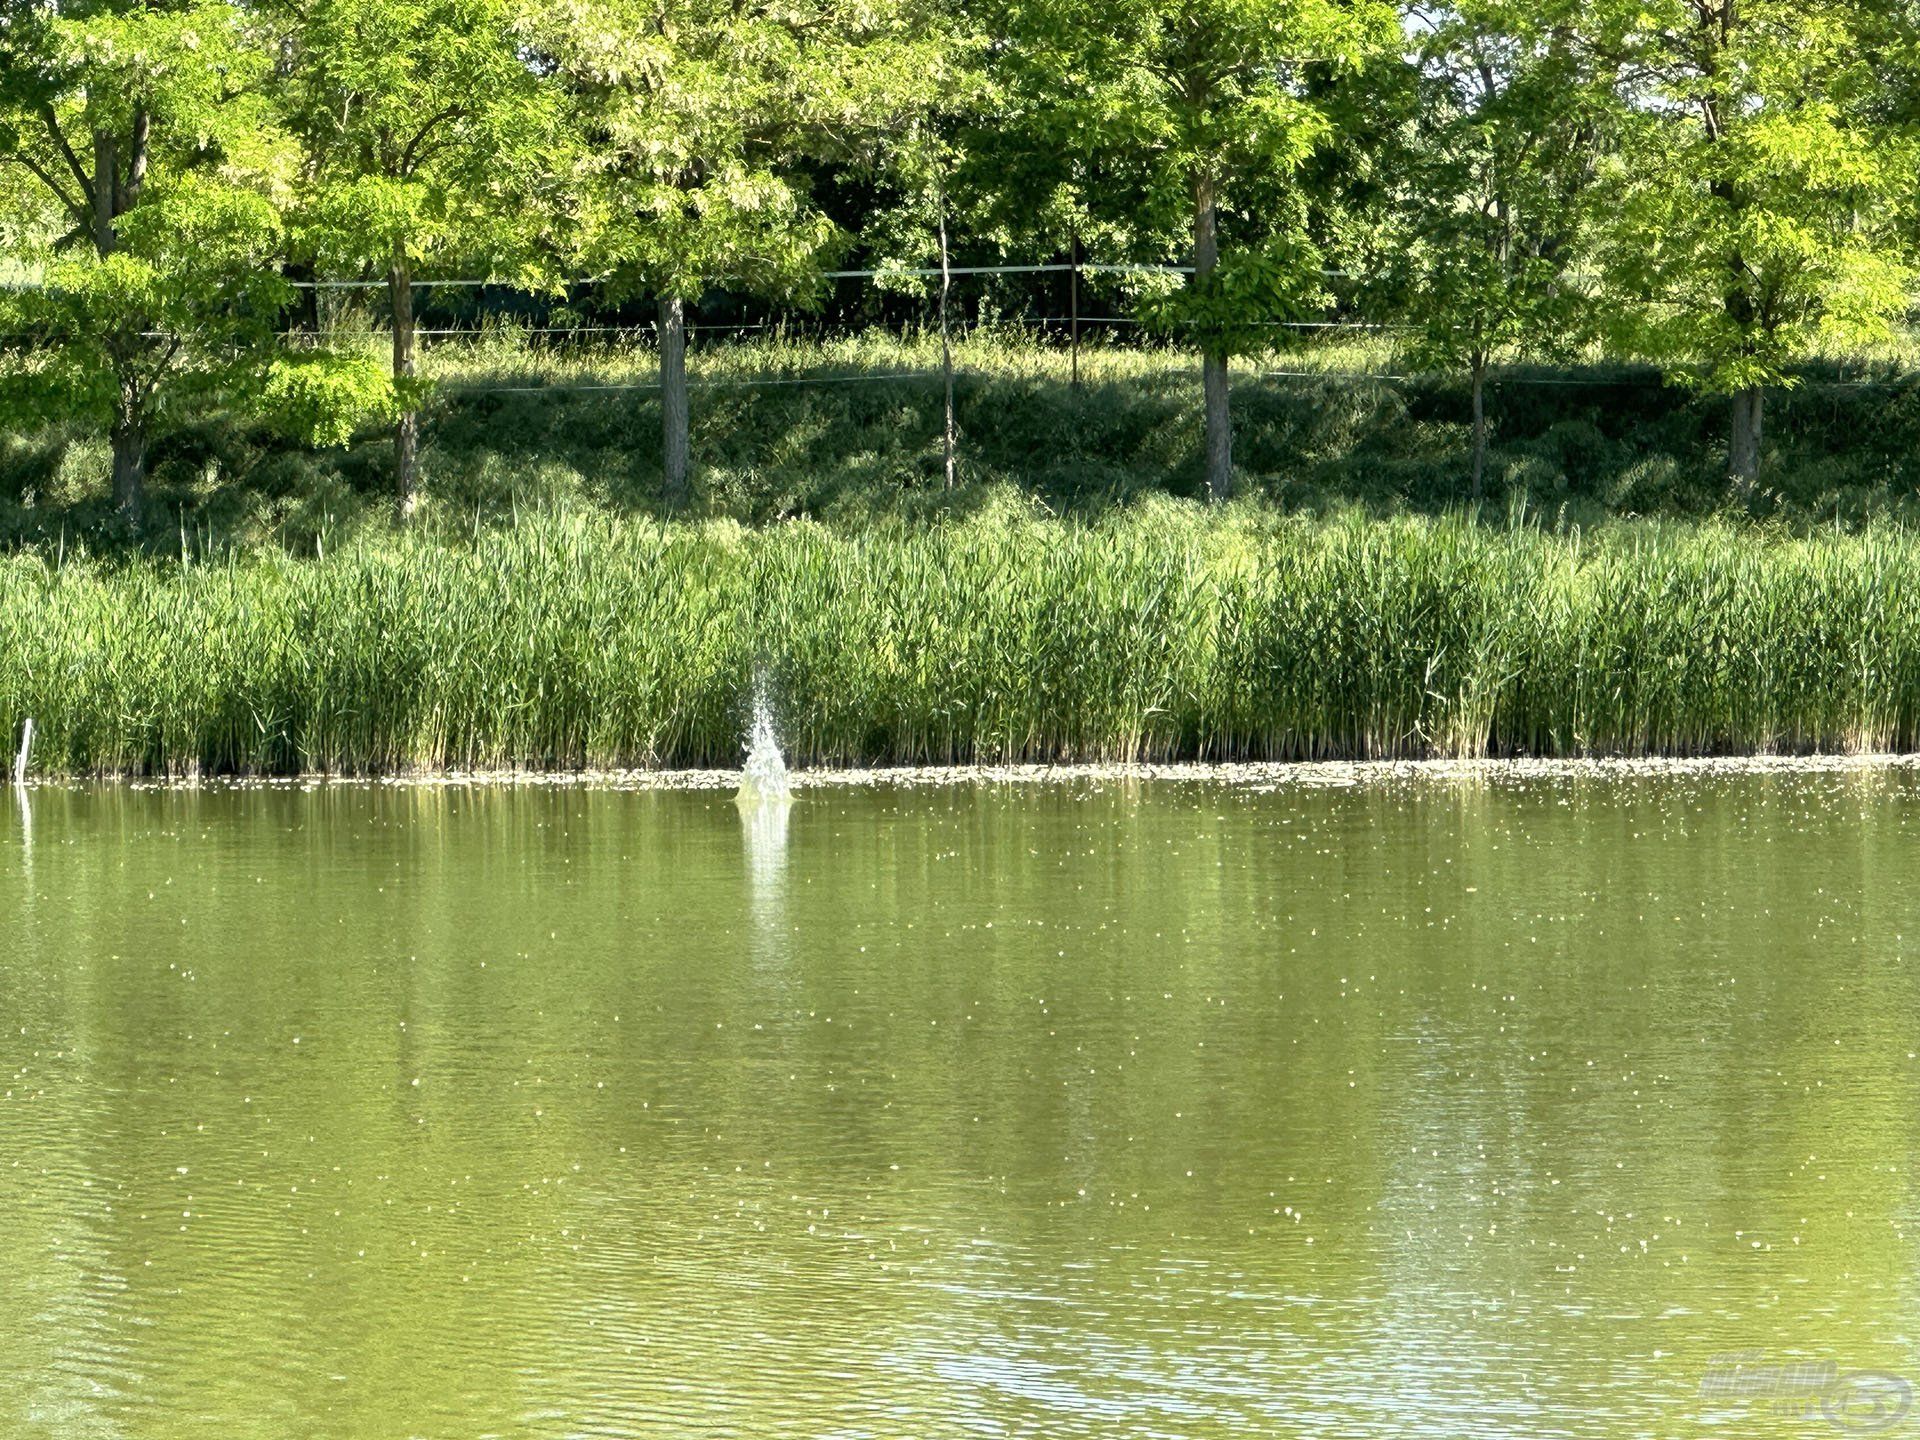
top-left (3, 505), bottom-right (1919, 775)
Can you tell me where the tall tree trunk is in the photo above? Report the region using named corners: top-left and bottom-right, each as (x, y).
top-left (125, 107), bottom-right (149, 209)
top-left (659, 295), bottom-right (690, 503)
top-left (1470, 355), bottom-right (1488, 502)
top-left (91, 130), bottom-right (117, 257)
top-left (1201, 353), bottom-right (1231, 503)
top-left (286, 259), bottom-right (320, 337)
top-left (389, 243), bottom-right (419, 521)
top-left (1702, 4), bottom-right (1761, 499)
top-left (1729, 385), bottom-right (1763, 493)
top-left (110, 397), bottom-right (145, 521)
top-left (1192, 172), bottom-right (1231, 502)
top-left (92, 127), bottom-right (149, 518)
top-left (937, 166), bottom-right (956, 491)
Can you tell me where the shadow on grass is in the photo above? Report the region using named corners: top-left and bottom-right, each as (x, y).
top-left (7, 352), bottom-right (1920, 556)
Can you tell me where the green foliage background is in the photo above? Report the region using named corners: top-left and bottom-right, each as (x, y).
top-left (3, 0), bottom-right (1919, 527)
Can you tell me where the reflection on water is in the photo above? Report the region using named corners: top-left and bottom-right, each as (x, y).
top-left (1, 772), bottom-right (1918, 1438)
top-left (740, 792), bottom-right (792, 955)
top-left (739, 792), bottom-right (791, 880)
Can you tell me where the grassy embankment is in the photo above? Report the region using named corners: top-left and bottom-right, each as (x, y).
top-left (4, 501), bottom-right (1920, 776)
top-left (5, 329), bottom-right (1920, 546)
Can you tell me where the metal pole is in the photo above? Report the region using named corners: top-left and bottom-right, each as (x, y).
top-left (938, 160), bottom-right (956, 491)
top-left (1070, 224), bottom-right (1080, 392)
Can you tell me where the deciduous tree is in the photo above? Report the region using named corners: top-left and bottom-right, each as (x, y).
top-left (992, 0), bottom-right (1397, 501)
top-left (1385, 2), bottom-right (1606, 497)
top-left (273, 0), bottom-right (561, 519)
top-left (0, 0), bottom-right (291, 516)
top-left (539, 0), bottom-right (948, 503)
top-left (1592, 0), bottom-right (1907, 493)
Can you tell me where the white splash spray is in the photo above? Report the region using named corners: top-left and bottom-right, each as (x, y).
top-left (736, 678), bottom-right (792, 806)
top-left (737, 679), bottom-right (792, 952)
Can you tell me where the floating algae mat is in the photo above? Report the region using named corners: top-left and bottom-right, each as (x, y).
top-left (1, 769), bottom-right (1916, 1436)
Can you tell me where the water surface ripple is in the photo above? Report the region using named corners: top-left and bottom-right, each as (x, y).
top-left (1, 772), bottom-right (1916, 1437)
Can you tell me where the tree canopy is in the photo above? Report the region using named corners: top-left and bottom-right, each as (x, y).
top-left (3, 0), bottom-right (1919, 517)
top-left (0, 0), bottom-right (294, 512)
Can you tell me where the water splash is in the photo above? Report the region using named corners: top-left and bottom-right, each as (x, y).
top-left (736, 679), bottom-right (792, 806)
top-left (737, 679), bottom-right (792, 950)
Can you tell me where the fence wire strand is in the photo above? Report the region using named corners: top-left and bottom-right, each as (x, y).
top-left (7, 258), bottom-right (1911, 394)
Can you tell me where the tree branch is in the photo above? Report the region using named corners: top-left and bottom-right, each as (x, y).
top-left (400, 105), bottom-right (467, 174)
top-left (4, 152), bottom-right (89, 226)
top-left (37, 102), bottom-right (94, 199)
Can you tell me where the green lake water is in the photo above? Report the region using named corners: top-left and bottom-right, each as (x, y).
top-left (1, 771), bottom-right (1917, 1438)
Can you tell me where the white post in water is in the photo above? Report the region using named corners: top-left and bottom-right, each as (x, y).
top-left (12, 718), bottom-right (31, 788)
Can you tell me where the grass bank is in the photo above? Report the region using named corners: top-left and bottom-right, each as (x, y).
top-left (7, 332), bottom-right (1920, 550)
top-left (4, 500), bottom-right (1919, 776)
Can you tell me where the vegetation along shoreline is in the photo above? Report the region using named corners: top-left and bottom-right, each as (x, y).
top-left (8, 503), bottom-right (1920, 779)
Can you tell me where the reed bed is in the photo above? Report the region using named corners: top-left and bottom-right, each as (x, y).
top-left (3, 504), bottom-right (1920, 775)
